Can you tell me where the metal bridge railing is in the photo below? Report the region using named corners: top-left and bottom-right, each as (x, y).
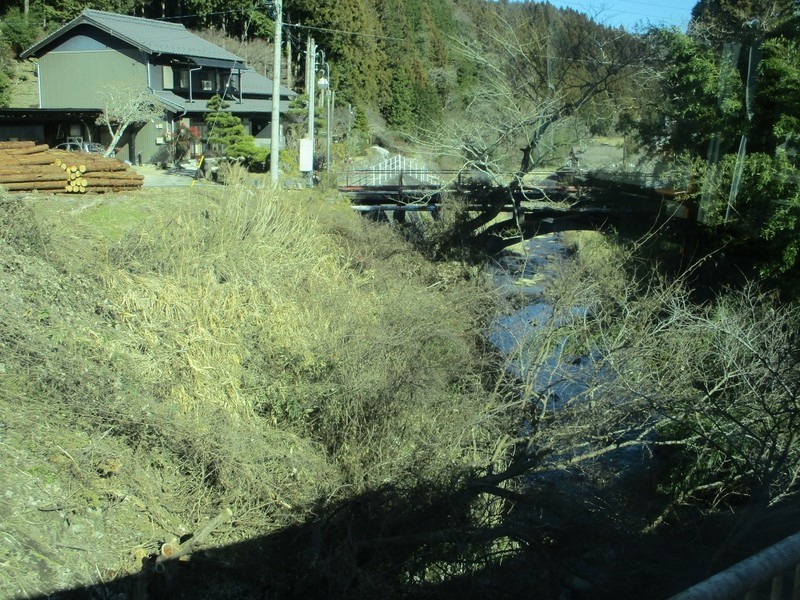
top-left (669, 530), bottom-right (800, 600)
top-left (341, 155), bottom-right (448, 187)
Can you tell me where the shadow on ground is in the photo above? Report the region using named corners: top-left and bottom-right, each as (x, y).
top-left (29, 478), bottom-right (559, 600)
top-left (23, 459), bottom-right (779, 600)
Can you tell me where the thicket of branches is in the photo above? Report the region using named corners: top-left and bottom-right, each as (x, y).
top-left (532, 236), bottom-right (800, 518)
top-left (423, 3), bottom-right (644, 184)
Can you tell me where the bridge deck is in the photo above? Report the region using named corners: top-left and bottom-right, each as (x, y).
top-left (337, 183), bottom-right (582, 205)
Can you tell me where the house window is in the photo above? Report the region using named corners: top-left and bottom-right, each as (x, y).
top-left (175, 69), bottom-right (188, 89)
top-left (222, 71), bottom-right (241, 101)
top-left (162, 65), bottom-right (174, 89)
top-left (201, 80), bottom-right (213, 91)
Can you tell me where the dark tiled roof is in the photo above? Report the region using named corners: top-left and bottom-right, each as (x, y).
top-left (21, 9), bottom-right (244, 64)
top-left (240, 69), bottom-right (294, 97)
top-left (151, 67), bottom-right (296, 114)
top-left (153, 90), bottom-right (293, 114)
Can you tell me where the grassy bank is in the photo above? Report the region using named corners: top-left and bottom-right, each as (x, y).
top-left (0, 183), bottom-right (510, 597)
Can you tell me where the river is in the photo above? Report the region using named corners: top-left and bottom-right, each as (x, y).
top-left (489, 233), bottom-right (595, 411)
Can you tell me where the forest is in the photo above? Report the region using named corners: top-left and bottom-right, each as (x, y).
top-left (1, 0), bottom-right (800, 598)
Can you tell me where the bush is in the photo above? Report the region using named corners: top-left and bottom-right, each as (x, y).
top-left (205, 94), bottom-right (268, 169)
top-left (226, 136), bottom-right (269, 169)
top-left (688, 152), bottom-right (800, 275)
top-left (279, 148), bottom-right (299, 173)
top-left (0, 196), bottom-right (48, 254)
top-left (0, 8), bottom-right (40, 55)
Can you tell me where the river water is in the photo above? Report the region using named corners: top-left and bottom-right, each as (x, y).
top-left (488, 233), bottom-right (594, 410)
top-left (486, 231), bottom-right (649, 487)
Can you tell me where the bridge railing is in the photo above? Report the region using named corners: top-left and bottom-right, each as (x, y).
top-left (668, 530), bottom-right (800, 600)
top-left (340, 155), bottom-right (476, 188)
top-left (339, 167), bottom-right (466, 188)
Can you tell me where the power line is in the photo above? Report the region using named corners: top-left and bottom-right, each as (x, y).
top-left (285, 21), bottom-right (405, 42)
top-left (154, 8), bottom-right (250, 21)
top-left (150, 7), bottom-right (405, 41)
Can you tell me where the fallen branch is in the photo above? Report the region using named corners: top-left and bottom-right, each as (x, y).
top-left (155, 507), bottom-right (233, 566)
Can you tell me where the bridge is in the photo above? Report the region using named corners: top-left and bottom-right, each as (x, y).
top-left (339, 155), bottom-right (693, 251)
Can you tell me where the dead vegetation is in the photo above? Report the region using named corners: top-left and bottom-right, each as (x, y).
top-left (4, 178), bottom-right (799, 599)
top-left (0, 181), bottom-right (508, 598)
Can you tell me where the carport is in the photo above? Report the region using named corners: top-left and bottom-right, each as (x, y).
top-left (0, 108), bottom-right (103, 148)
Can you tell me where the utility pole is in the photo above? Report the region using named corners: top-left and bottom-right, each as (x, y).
top-left (307, 37), bottom-right (316, 168)
top-left (269, 0), bottom-right (282, 185)
top-left (285, 36), bottom-right (292, 91)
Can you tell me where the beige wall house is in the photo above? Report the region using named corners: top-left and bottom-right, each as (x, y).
top-left (20, 9), bottom-right (295, 164)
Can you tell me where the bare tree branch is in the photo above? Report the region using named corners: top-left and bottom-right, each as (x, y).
top-left (96, 83), bottom-right (164, 158)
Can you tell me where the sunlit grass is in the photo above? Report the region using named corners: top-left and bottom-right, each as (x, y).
top-left (0, 178), bottom-right (506, 594)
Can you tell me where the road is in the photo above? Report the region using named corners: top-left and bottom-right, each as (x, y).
top-left (130, 163), bottom-right (213, 187)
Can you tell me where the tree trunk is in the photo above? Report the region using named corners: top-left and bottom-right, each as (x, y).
top-left (104, 124), bottom-right (129, 158)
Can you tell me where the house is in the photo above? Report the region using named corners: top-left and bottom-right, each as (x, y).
top-left (18, 9), bottom-right (296, 164)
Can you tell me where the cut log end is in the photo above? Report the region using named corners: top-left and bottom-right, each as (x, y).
top-left (1, 143), bottom-right (144, 194)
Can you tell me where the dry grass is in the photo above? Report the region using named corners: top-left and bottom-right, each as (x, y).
top-left (0, 181), bottom-right (508, 596)
top-left (8, 59), bottom-right (38, 108)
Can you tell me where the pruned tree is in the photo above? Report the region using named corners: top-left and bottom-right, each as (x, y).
top-left (507, 237), bottom-right (800, 536)
top-left (421, 5), bottom-right (646, 189)
top-left (205, 94), bottom-right (268, 169)
top-left (96, 82), bottom-right (164, 158)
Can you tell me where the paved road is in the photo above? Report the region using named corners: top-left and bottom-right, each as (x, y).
top-left (131, 164), bottom-right (212, 187)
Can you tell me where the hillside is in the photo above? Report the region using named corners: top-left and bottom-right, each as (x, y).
top-left (7, 59), bottom-right (37, 108)
top-left (0, 0), bottom-right (631, 138)
top-left (0, 182), bottom-right (513, 598)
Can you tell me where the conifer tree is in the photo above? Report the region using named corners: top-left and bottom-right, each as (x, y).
top-left (206, 94), bottom-right (268, 167)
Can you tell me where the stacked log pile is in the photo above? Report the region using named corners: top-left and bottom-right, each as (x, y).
top-left (0, 141), bottom-right (144, 194)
